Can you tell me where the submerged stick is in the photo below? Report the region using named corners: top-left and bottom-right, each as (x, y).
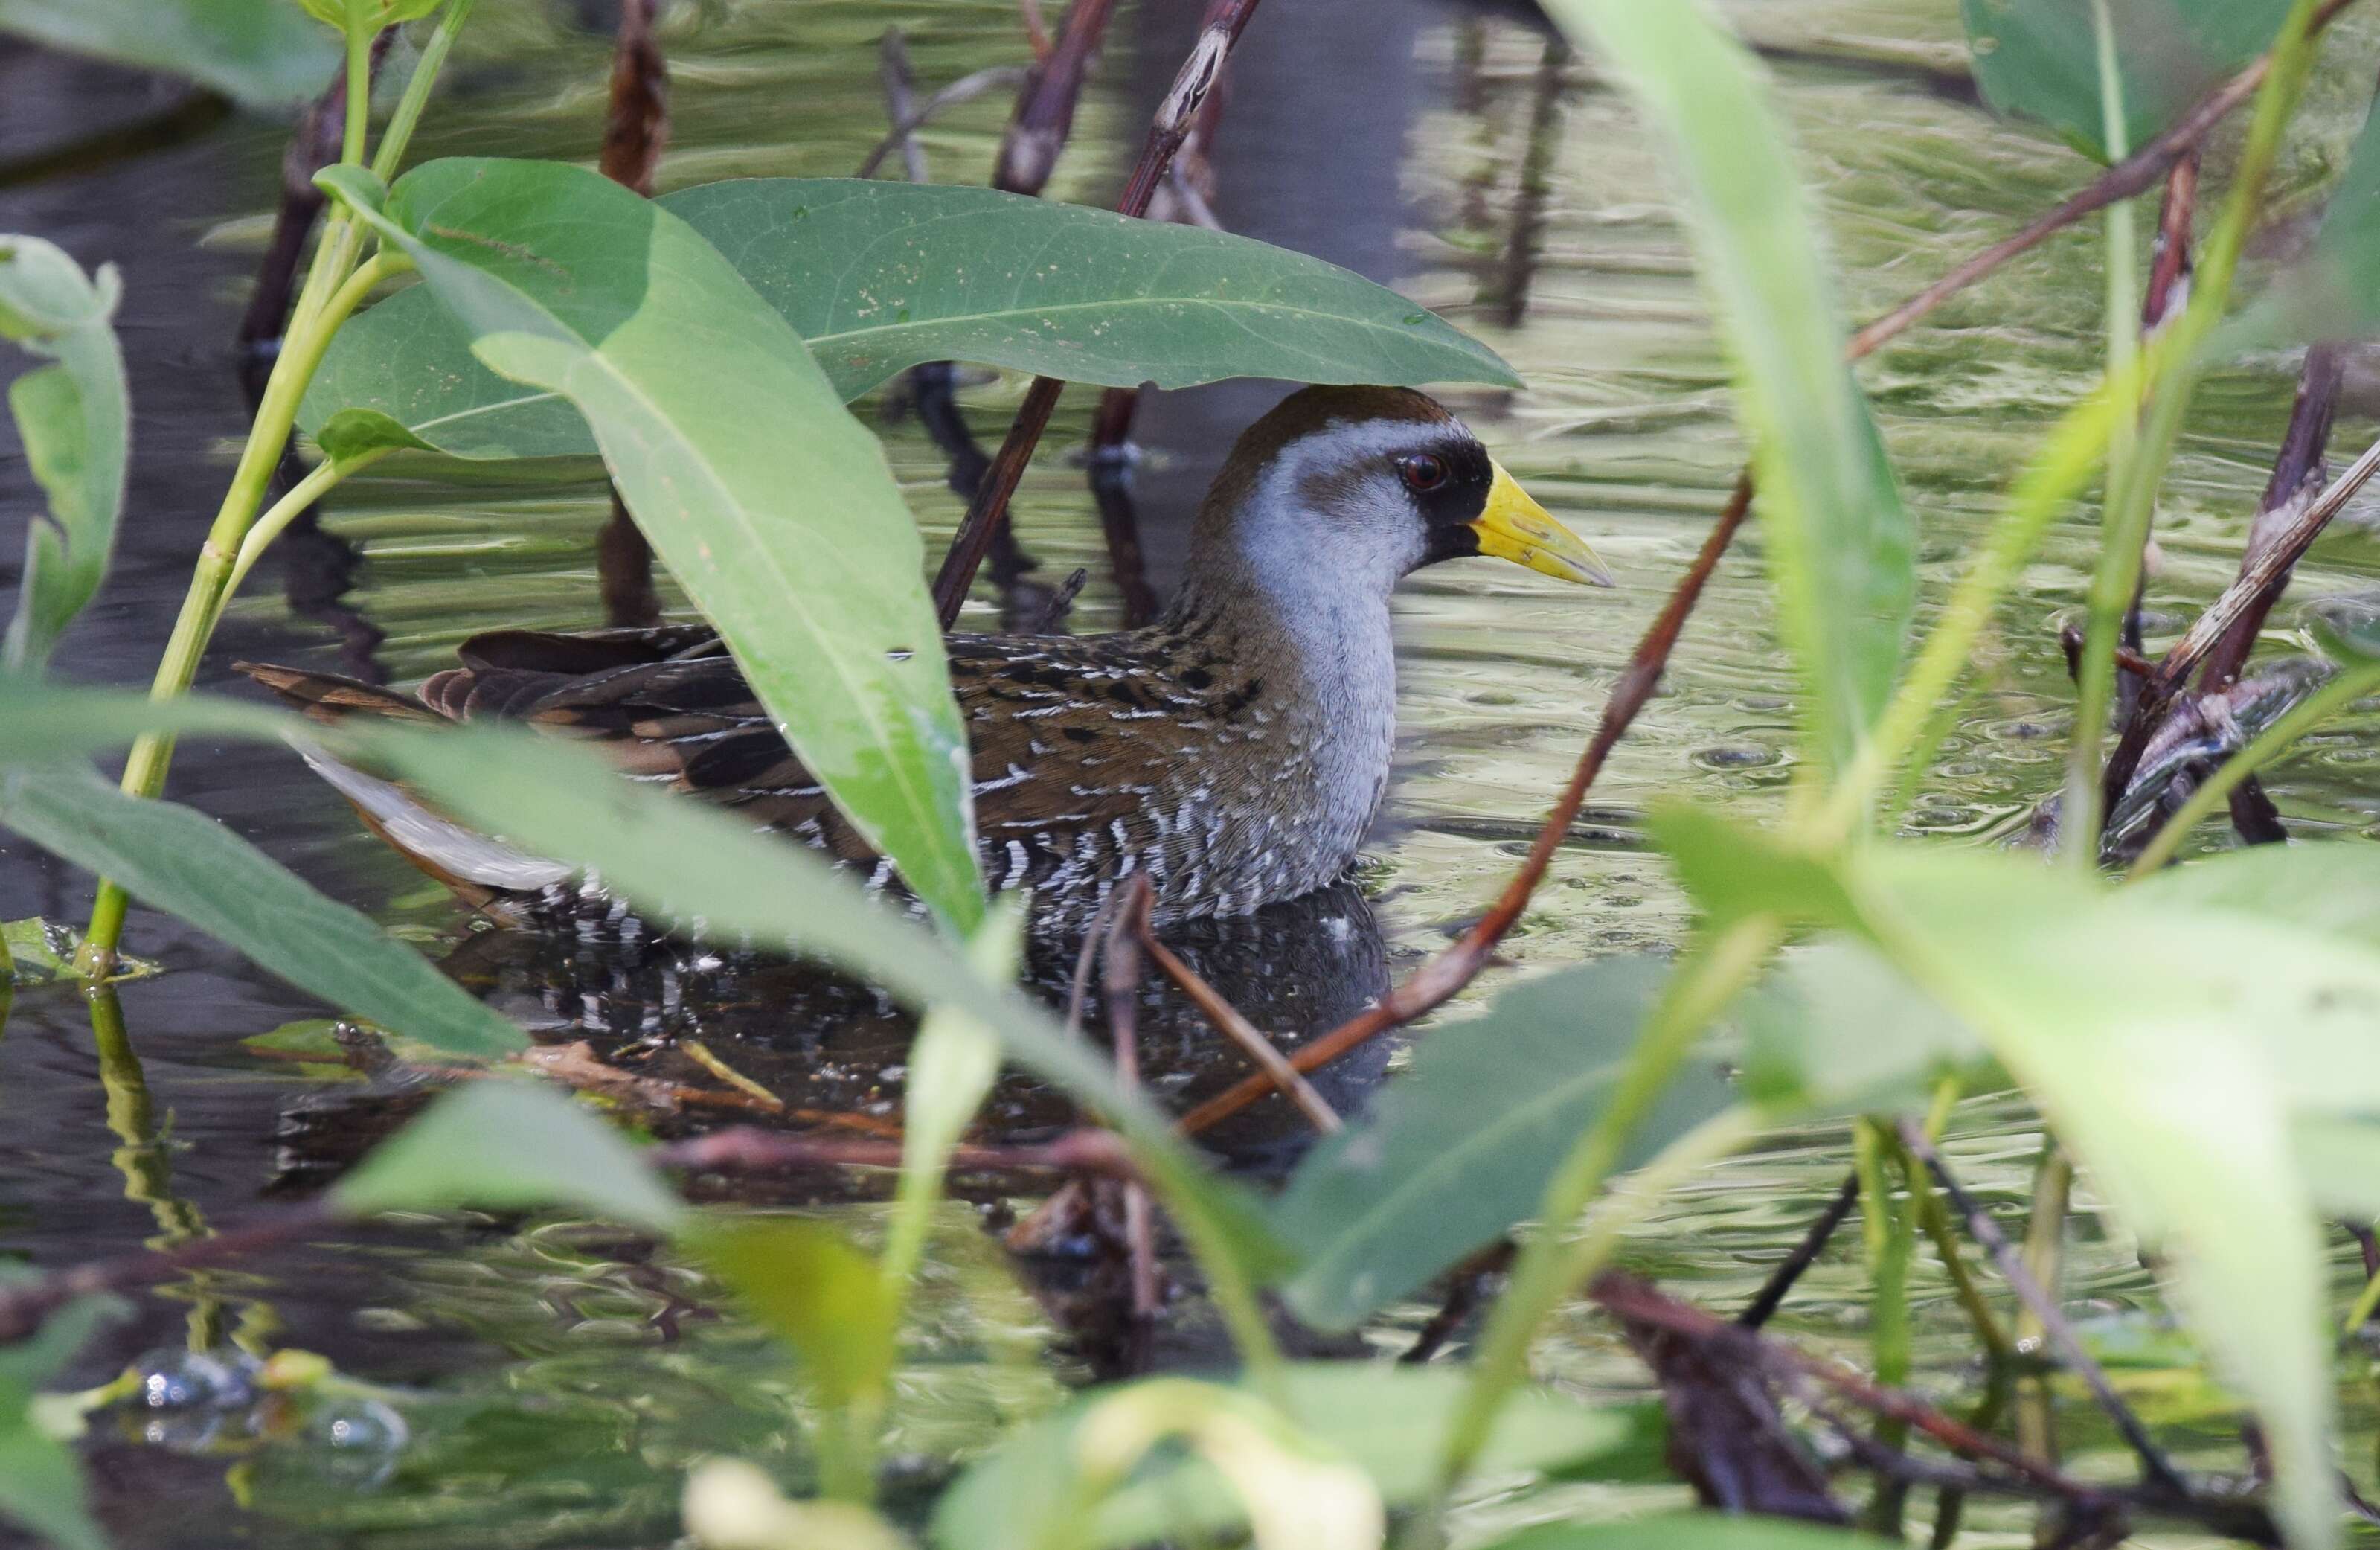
top-left (1103, 885), bottom-right (1164, 1321)
top-left (1739, 1170), bottom-right (1861, 1329)
top-left (930, 0), bottom-right (1267, 627)
top-left (1897, 1121), bottom-right (2190, 1500)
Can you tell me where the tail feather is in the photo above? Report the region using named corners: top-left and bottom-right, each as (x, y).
top-left (232, 662), bottom-right (446, 726)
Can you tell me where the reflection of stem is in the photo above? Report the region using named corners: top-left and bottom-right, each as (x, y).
top-left (88, 989), bottom-right (228, 1350)
top-left (2014, 1146), bottom-right (2072, 1467)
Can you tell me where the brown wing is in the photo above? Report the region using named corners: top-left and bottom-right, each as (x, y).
top-left (241, 620), bottom-right (1229, 909)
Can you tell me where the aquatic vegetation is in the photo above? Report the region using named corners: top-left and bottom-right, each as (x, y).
top-left (4, 0), bottom-right (2380, 1547)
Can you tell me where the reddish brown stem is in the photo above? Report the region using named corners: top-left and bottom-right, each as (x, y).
top-left (930, 0), bottom-right (1266, 627)
top-left (1181, 471), bottom-right (1754, 1136)
top-left (652, 1124), bottom-right (1138, 1182)
top-left (1126, 881), bottom-right (1339, 1133)
top-left (0, 1203), bottom-right (338, 1344)
top-left (595, 0), bottom-right (669, 627)
top-left (1103, 882), bottom-right (1164, 1320)
top-left (2201, 342), bottom-right (2345, 691)
top-left (995, 0), bottom-right (1119, 197)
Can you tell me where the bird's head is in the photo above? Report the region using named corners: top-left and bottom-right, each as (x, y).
top-left (1190, 385), bottom-right (1614, 603)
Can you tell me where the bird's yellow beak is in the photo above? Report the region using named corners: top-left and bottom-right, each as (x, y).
top-left (1471, 461), bottom-right (1614, 587)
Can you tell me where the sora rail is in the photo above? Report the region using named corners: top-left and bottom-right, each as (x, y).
top-left (240, 385), bottom-right (1611, 931)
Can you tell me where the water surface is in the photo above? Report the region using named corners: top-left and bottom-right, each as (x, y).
top-left (5, 1), bottom-right (2380, 1543)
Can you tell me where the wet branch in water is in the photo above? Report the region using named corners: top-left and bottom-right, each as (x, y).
top-left (1896, 1121), bottom-right (2189, 1500)
top-left (1085, 54), bottom-right (1231, 629)
top-left (1737, 1169), bottom-right (1862, 1328)
top-left (1590, 1273), bottom-right (2283, 1545)
top-left (1102, 883), bottom-right (1165, 1325)
top-left (930, 0), bottom-right (1268, 628)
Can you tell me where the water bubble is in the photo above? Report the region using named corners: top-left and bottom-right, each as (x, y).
top-left (304, 1396), bottom-right (410, 1490)
top-left (135, 1348), bottom-right (257, 1413)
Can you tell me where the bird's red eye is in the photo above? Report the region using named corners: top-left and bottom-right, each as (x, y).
top-left (1399, 453), bottom-right (1449, 492)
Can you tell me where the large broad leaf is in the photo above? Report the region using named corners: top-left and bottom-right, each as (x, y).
top-left (1481, 1517), bottom-right (1896, 1550)
top-left (318, 158), bottom-right (984, 932)
top-left (0, 1286), bottom-right (117, 1550)
top-left (1538, 0), bottom-right (1914, 781)
top-left (1960, 0), bottom-right (2297, 161)
top-left (0, 681), bottom-right (1286, 1296)
top-left (301, 176), bottom-right (1520, 461)
top-left (332, 1079), bottom-right (687, 1234)
top-left (1272, 956), bottom-right (1738, 1331)
top-left (2236, 98), bottom-right (2380, 346)
top-left (0, 237), bottom-right (129, 674)
top-left (0, 763), bottom-right (523, 1058)
top-left (931, 1364), bottom-right (1649, 1550)
top-left (2129, 841), bottom-right (2380, 949)
top-left (1738, 938), bottom-right (1991, 1117)
top-left (0, 0), bottom-right (340, 109)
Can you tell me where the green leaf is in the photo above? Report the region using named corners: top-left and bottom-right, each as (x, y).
top-left (2128, 841), bottom-right (2380, 950)
top-left (882, 903), bottom-right (1019, 1297)
top-left (1272, 956), bottom-right (1738, 1331)
top-left (300, 176), bottom-right (1521, 461)
top-left (933, 1365), bottom-right (1646, 1550)
top-left (310, 406), bottom-right (439, 463)
top-left (1844, 846), bottom-right (2364, 1550)
top-left (2230, 99), bottom-right (2380, 346)
top-left (681, 1216), bottom-right (899, 1412)
top-left (318, 157), bottom-right (984, 932)
top-left (0, 763), bottom-right (523, 1058)
top-left (0, 1288), bottom-right (117, 1550)
top-left (296, 0), bottom-right (439, 30)
top-left (0, 237), bottom-right (128, 675)
top-left (1537, 0), bottom-right (1914, 781)
top-left (1960, 0), bottom-right (2296, 161)
top-left (4, 916), bottom-right (156, 986)
top-left (332, 1078), bottom-right (687, 1234)
top-left (1739, 939), bottom-right (1989, 1116)
top-left (0, 680), bottom-right (1285, 1302)
top-left (0, 0), bottom-right (341, 109)
top-left (1480, 1516), bottom-right (1896, 1550)
top-left (1646, 801), bottom-right (1857, 927)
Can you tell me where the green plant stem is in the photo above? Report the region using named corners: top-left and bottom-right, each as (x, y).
top-left (1861, 1119), bottom-right (1916, 1536)
top-left (2014, 1144), bottom-right (2072, 1462)
top-left (1821, 348), bottom-right (2155, 839)
top-left (373, 0), bottom-right (478, 182)
top-left (2064, 0), bottom-right (2322, 851)
top-left (343, 21), bottom-right (373, 168)
top-left (2342, 1262), bottom-right (2380, 1335)
top-left (2065, 0), bottom-right (2140, 869)
top-left (2124, 664), bottom-right (2380, 877)
top-left (1425, 916), bottom-right (1780, 1514)
top-left (223, 449), bottom-right (397, 598)
top-left (77, 250), bottom-right (408, 973)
